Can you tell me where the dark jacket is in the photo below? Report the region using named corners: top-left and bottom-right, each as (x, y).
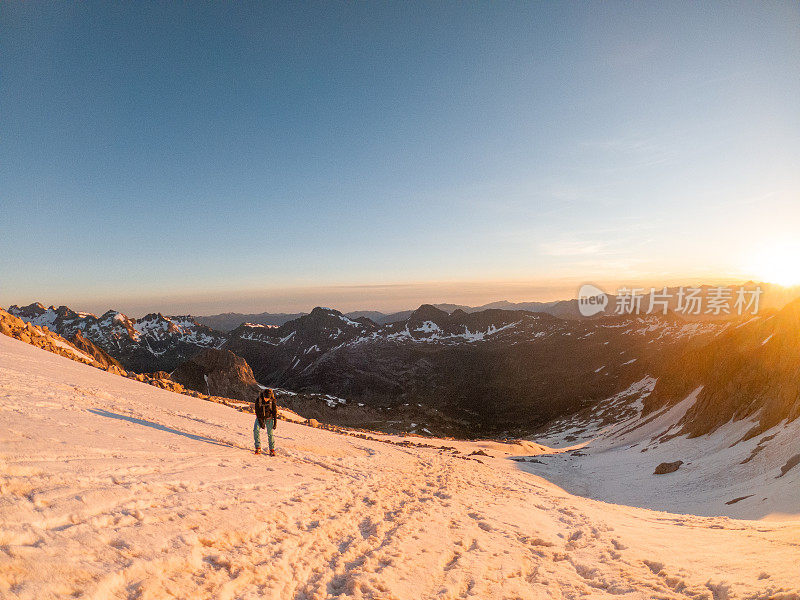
top-left (255, 392), bottom-right (278, 429)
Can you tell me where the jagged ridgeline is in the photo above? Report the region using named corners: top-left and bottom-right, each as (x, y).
top-left (7, 303), bottom-right (226, 373)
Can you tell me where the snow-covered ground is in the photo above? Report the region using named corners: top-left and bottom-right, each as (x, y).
top-left (531, 378), bottom-right (800, 520)
top-left (1, 335), bottom-right (798, 599)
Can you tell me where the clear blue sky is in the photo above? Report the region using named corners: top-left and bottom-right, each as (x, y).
top-left (2, 2), bottom-right (799, 315)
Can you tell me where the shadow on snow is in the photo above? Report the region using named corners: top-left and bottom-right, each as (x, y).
top-left (88, 408), bottom-right (232, 448)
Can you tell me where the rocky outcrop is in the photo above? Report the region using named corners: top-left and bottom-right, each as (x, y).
top-left (0, 308), bottom-right (101, 367)
top-left (146, 376), bottom-right (187, 393)
top-left (778, 454), bottom-right (800, 478)
top-left (147, 371), bottom-right (172, 380)
top-left (170, 348), bottom-right (262, 402)
top-left (654, 461), bottom-right (683, 475)
top-left (69, 331), bottom-right (124, 371)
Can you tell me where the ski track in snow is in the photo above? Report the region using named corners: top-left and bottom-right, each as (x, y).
top-left (1, 335), bottom-right (798, 599)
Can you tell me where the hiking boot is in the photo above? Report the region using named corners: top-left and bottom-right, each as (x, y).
top-left (254, 447), bottom-right (261, 455)
top-left (269, 448), bottom-right (276, 457)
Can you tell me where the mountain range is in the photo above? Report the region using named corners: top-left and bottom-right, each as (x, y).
top-left (192, 283), bottom-right (799, 332)
top-left (4, 297), bottom-right (799, 515)
top-left (4, 299), bottom-right (746, 436)
top-left (195, 300), bottom-right (569, 330)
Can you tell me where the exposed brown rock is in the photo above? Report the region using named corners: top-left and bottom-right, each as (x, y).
top-left (170, 348), bottom-right (262, 403)
top-left (0, 308), bottom-right (98, 367)
top-left (777, 454), bottom-right (800, 478)
top-left (107, 365), bottom-right (128, 377)
top-left (146, 377), bottom-right (185, 393)
top-left (69, 331), bottom-right (124, 371)
top-left (654, 460), bottom-right (683, 475)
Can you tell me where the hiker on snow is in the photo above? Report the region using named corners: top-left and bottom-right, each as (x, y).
top-left (254, 388), bottom-right (278, 456)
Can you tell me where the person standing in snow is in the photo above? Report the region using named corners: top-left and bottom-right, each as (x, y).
top-left (254, 388), bottom-right (278, 456)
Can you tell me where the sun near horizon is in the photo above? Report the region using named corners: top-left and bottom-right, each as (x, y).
top-left (744, 240), bottom-right (800, 288)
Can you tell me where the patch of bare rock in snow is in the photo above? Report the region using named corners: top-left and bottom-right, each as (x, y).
top-left (0, 335), bottom-right (798, 599)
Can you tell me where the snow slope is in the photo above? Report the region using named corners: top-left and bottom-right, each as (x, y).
top-left (1, 335), bottom-right (798, 599)
top-left (531, 377), bottom-right (800, 519)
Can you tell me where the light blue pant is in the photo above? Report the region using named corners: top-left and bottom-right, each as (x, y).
top-left (254, 417), bottom-right (275, 451)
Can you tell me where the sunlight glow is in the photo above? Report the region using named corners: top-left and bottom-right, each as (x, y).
top-left (746, 240), bottom-right (800, 287)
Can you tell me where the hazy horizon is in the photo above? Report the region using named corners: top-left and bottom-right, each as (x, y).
top-left (7, 276), bottom-right (794, 319)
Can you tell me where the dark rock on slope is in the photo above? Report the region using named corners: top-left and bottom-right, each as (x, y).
top-left (654, 460), bottom-right (683, 474)
top-left (170, 348), bottom-right (262, 402)
top-left (69, 331), bottom-right (124, 371)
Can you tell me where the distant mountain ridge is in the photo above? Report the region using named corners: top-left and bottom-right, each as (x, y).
top-left (7, 303), bottom-right (226, 373)
top-left (196, 283), bottom-right (796, 331)
top-left (195, 311), bottom-right (306, 332)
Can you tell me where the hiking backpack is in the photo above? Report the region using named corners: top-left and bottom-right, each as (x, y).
top-left (255, 393), bottom-right (267, 428)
